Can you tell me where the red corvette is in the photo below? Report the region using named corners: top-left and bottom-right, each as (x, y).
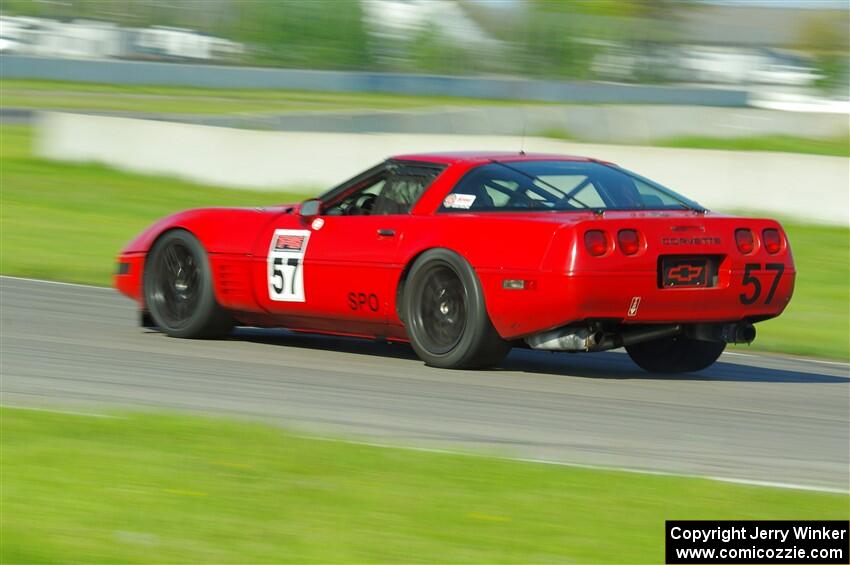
top-left (115, 152), bottom-right (795, 373)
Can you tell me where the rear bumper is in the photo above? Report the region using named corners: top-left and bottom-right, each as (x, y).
top-left (567, 269), bottom-right (795, 322)
top-left (480, 267), bottom-right (795, 340)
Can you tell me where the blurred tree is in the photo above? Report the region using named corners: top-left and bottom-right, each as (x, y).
top-left (408, 23), bottom-right (476, 75)
top-left (528, 0), bottom-right (683, 20)
top-left (524, 3), bottom-right (664, 80)
top-left (513, 10), bottom-right (599, 79)
top-left (4, 0), bottom-right (701, 81)
top-left (3, 0), bottom-right (371, 70)
top-left (460, 0), bottom-right (689, 81)
top-left (797, 13), bottom-right (850, 93)
top-left (2, 0), bottom-right (233, 30)
top-left (224, 0), bottom-right (372, 70)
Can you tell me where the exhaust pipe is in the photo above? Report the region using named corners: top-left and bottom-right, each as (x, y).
top-left (594, 324), bottom-right (682, 351)
top-left (525, 322), bottom-right (753, 353)
top-left (525, 324), bottom-right (682, 352)
top-left (689, 322), bottom-right (756, 344)
top-left (723, 322), bottom-right (756, 344)
top-left (525, 326), bottom-right (602, 351)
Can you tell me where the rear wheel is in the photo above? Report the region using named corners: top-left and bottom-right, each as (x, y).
top-left (626, 335), bottom-right (725, 373)
top-left (143, 230), bottom-right (233, 339)
top-left (402, 249), bottom-right (510, 369)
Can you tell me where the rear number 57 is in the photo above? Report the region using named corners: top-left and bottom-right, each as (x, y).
top-left (740, 263), bottom-right (784, 305)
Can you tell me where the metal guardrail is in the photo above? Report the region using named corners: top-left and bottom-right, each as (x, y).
top-left (0, 55), bottom-right (750, 107)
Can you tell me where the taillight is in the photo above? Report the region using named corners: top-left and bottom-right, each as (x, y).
top-left (735, 228), bottom-right (755, 254)
top-left (763, 228), bottom-right (782, 254)
top-left (584, 230), bottom-right (609, 257)
top-left (617, 229), bottom-right (640, 255)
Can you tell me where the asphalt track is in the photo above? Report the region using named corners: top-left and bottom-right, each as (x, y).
top-left (2, 276), bottom-right (848, 492)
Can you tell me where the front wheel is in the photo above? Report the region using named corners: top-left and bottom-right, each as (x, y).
top-left (143, 229), bottom-right (233, 339)
top-left (626, 335), bottom-right (725, 373)
top-left (402, 249), bottom-right (510, 369)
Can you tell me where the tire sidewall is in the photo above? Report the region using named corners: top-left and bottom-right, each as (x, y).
top-left (403, 249), bottom-right (494, 368)
top-left (143, 229), bottom-right (218, 338)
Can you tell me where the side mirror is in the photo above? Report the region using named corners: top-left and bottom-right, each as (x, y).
top-left (299, 199), bottom-right (321, 218)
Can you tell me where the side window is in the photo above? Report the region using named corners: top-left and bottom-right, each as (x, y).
top-left (437, 161), bottom-right (696, 213)
top-left (439, 165), bottom-right (569, 212)
top-left (440, 168), bottom-right (524, 211)
top-left (371, 166), bottom-right (442, 215)
top-left (324, 176), bottom-right (387, 216)
top-left (484, 181), bottom-right (514, 207)
top-left (323, 164), bottom-right (442, 216)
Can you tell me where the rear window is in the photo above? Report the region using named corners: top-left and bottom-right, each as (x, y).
top-left (438, 161), bottom-right (701, 213)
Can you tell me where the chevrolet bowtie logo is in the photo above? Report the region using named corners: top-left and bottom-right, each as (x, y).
top-left (667, 265), bottom-right (704, 283)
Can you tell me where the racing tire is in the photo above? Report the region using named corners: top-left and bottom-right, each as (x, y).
top-left (402, 249), bottom-right (510, 369)
top-left (140, 310), bottom-right (156, 329)
top-left (143, 229), bottom-right (233, 339)
top-left (625, 335), bottom-right (725, 373)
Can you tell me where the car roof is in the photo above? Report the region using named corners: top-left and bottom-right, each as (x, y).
top-left (391, 151), bottom-right (602, 166)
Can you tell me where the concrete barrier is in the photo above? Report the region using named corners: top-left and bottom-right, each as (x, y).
top-left (37, 112), bottom-right (849, 225)
top-left (11, 104), bottom-right (848, 143)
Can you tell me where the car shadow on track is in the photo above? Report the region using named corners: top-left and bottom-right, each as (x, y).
top-left (502, 348), bottom-right (849, 383)
top-left (228, 327), bottom-right (849, 384)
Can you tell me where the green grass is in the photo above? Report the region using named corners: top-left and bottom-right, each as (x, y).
top-left (539, 128), bottom-right (850, 157)
top-left (656, 135), bottom-right (850, 158)
top-left (0, 125), bottom-right (310, 284)
top-left (2, 407), bottom-right (846, 564)
top-left (1, 124), bottom-right (847, 359)
top-left (0, 79), bottom-right (530, 115)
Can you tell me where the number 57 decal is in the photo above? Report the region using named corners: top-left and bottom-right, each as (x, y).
top-left (740, 263), bottom-right (785, 305)
top-left (268, 229), bottom-right (311, 302)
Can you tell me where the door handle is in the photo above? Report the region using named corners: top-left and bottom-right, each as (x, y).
top-left (377, 229), bottom-right (396, 237)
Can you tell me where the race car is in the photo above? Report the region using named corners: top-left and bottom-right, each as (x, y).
top-left (115, 151), bottom-right (795, 373)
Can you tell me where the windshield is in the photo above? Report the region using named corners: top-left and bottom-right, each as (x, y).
top-left (438, 160), bottom-right (703, 213)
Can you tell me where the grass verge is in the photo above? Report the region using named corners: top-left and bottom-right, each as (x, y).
top-left (0, 79), bottom-right (532, 115)
top-left (1, 124), bottom-right (847, 359)
top-left (656, 135), bottom-right (850, 158)
top-left (539, 128), bottom-right (850, 158)
top-left (0, 125), bottom-right (309, 285)
top-left (2, 407), bottom-right (847, 563)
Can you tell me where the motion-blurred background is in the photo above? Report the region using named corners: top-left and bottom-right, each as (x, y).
top-left (1, 1), bottom-right (848, 563)
top-left (2, 0), bottom-right (849, 95)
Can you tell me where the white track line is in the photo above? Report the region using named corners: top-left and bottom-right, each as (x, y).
top-left (724, 351), bottom-right (849, 368)
top-left (307, 436), bottom-right (849, 495)
top-left (1, 403), bottom-right (118, 418)
top-left (0, 275), bottom-right (111, 290)
top-left (2, 404), bottom-right (846, 494)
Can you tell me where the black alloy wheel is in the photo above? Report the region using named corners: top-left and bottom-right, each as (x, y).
top-left (150, 240), bottom-right (201, 330)
top-left (412, 263), bottom-right (468, 355)
top-left (403, 249), bottom-right (510, 369)
top-left (143, 230), bottom-right (233, 339)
